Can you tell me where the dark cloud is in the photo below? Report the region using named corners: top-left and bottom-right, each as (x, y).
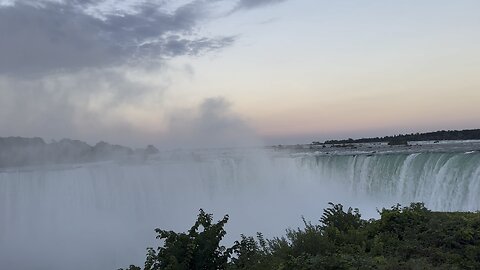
top-left (0, 0), bottom-right (289, 76)
top-left (235, 0), bottom-right (287, 10)
top-left (0, 0), bottom-right (233, 76)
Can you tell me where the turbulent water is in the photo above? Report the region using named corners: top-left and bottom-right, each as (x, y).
top-left (0, 142), bottom-right (479, 269)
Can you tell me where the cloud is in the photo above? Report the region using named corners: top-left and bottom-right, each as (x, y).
top-left (0, 0), bottom-right (289, 76)
top-left (0, 0), bottom-right (284, 147)
top-left (0, 0), bottom-right (234, 76)
top-left (234, 0), bottom-right (287, 10)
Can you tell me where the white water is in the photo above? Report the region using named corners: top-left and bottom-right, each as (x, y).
top-left (0, 148), bottom-right (479, 269)
top-left (298, 151), bottom-right (480, 211)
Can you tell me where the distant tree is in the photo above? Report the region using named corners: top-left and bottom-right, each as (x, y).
top-left (145, 145), bottom-right (159, 155)
top-left (322, 128), bottom-right (480, 145)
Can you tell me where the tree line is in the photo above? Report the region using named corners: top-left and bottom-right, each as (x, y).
top-left (0, 137), bottom-right (158, 168)
top-left (321, 129), bottom-right (480, 145)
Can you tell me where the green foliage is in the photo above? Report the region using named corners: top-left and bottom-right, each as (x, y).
top-left (122, 209), bottom-right (233, 270)
top-left (123, 203), bottom-right (480, 270)
top-left (228, 233), bottom-right (276, 270)
top-left (320, 203), bottom-right (364, 232)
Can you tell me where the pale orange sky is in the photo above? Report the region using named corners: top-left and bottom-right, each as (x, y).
top-left (166, 0), bottom-right (480, 144)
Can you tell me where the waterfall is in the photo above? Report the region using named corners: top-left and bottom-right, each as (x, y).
top-left (0, 149), bottom-right (479, 269)
top-left (296, 151), bottom-right (480, 211)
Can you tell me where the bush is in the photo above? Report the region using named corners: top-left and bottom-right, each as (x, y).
top-left (122, 203), bottom-right (480, 270)
top-left (122, 209), bottom-right (233, 270)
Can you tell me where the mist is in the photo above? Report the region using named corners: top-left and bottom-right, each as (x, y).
top-left (0, 148), bottom-right (387, 270)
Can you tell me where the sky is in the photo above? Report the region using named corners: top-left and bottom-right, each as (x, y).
top-left (0, 0), bottom-right (479, 148)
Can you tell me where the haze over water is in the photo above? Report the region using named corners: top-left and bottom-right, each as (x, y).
top-left (1, 140), bottom-right (480, 269)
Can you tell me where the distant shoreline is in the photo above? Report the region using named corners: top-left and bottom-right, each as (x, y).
top-left (0, 137), bottom-right (159, 168)
top-left (313, 128), bottom-right (480, 145)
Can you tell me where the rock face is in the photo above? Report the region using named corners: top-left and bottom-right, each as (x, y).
top-left (0, 137), bottom-right (158, 168)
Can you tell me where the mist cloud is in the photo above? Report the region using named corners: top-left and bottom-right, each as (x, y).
top-left (0, 71), bottom-right (260, 148)
top-left (163, 97), bottom-right (260, 149)
top-left (0, 68), bottom-right (161, 145)
top-left (0, 0), bottom-right (286, 147)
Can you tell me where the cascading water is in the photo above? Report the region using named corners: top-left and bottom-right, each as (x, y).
top-left (0, 146), bottom-right (479, 269)
top-left (296, 151), bottom-right (480, 211)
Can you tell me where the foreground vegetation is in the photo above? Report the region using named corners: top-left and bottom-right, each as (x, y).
top-left (121, 203), bottom-right (480, 270)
